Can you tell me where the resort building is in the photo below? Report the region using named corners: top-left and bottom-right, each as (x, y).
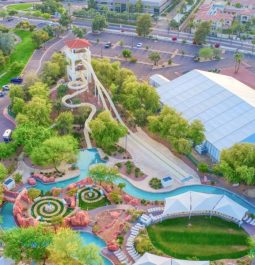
top-left (194, 0), bottom-right (255, 32)
top-left (94, 0), bottom-right (171, 15)
top-left (64, 38), bottom-right (91, 81)
top-left (156, 70), bottom-right (255, 162)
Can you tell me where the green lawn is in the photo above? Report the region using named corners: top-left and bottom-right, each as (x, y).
top-left (6, 3), bottom-right (34, 11)
top-left (0, 30), bottom-right (36, 87)
top-left (147, 216), bottom-right (251, 260)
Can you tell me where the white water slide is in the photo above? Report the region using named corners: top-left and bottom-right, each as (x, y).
top-left (62, 59), bottom-right (198, 183)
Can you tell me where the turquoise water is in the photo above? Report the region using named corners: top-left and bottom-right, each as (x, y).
top-left (80, 232), bottom-right (112, 265)
top-left (1, 202), bottom-right (16, 230)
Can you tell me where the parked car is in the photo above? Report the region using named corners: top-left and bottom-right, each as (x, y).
top-left (214, 43), bottom-right (220, 48)
top-left (0, 91), bottom-right (4, 97)
top-left (7, 17), bottom-right (14, 22)
top-left (2, 85), bottom-right (9, 91)
top-left (172, 36), bottom-right (177, 41)
top-left (136, 43), bottom-right (143, 48)
top-left (104, 42), bottom-right (112, 48)
top-left (10, 77), bottom-right (23, 84)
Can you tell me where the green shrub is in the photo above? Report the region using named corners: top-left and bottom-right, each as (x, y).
top-left (149, 178), bottom-right (162, 189)
top-left (116, 162), bottom-right (122, 168)
top-left (198, 162), bottom-right (209, 173)
top-left (135, 167), bottom-right (140, 177)
top-left (14, 173), bottom-right (22, 183)
top-left (130, 57), bottom-right (137, 63)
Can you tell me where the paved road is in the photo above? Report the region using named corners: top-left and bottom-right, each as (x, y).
top-left (1, 14), bottom-right (254, 52)
top-left (0, 94), bottom-right (15, 143)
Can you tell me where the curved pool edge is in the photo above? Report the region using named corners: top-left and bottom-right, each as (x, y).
top-left (78, 229), bottom-right (114, 265)
top-left (116, 176), bottom-right (255, 212)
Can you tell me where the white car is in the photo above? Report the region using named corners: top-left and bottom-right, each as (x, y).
top-left (136, 43), bottom-right (143, 48)
top-left (2, 85), bottom-right (9, 91)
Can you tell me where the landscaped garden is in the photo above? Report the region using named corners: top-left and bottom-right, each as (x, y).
top-left (31, 197), bottom-right (72, 223)
top-left (147, 216), bottom-right (251, 260)
top-left (78, 187), bottom-right (110, 210)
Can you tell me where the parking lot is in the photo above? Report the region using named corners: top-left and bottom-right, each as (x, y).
top-left (86, 32), bottom-right (255, 81)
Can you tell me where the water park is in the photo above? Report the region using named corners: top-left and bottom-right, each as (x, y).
top-left (1, 38), bottom-right (255, 265)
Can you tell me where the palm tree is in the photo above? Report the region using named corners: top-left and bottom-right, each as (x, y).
top-left (234, 52), bottom-right (243, 73)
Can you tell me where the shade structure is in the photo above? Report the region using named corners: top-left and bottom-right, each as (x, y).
top-left (172, 259), bottom-right (209, 265)
top-left (191, 192), bottom-right (223, 212)
top-left (133, 253), bottom-right (170, 265)
top-left (163, 192), bottom-right (191, 216)
top-left (162, 192), bottom-right (248, 222)
top-left (134, 253), bottom-right (210, 265)
top-left (156, 69), bottom-right (255, 161)
top-left (213, 195), bottom-right (247, 221)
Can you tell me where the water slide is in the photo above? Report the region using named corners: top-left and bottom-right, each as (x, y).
top-left (80, 60), bottom-right (195, 182)
top-left (62, 71), bottom-right (97, 148)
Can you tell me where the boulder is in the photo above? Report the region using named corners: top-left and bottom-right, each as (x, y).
top-left (28, 178), bottom-right (36, 186)
top-left (130, 199), bottom-right (139, 206)
top-left (64, 211), bottom-right (89, 227)
top-left (52, 187), bottom-right (62, 197)
top-left (123, 194), bottom-right (133, 203)
top-left (107, 242), bottom-right (119, 252)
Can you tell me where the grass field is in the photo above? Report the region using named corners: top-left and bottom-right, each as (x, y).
top-left (6, 3), bottom-right (34, 11)
top-left (147, 216), bottom-right (251, 260)
top-left (0, 30), bottom-right (36, 87)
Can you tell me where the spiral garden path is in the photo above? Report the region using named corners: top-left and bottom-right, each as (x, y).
top-left (31, 197), bottom-right (67, 222)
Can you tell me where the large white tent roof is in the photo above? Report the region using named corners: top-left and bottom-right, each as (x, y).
top-left (163, 191), bottom-right (247, 221)
top-left (133, 253), bottom-right (170, 265)
top-left (163, 192), bottom-right (191, 216)
top-left (213, 195), bottom-right (248, 220)
top-left (134, 253), bottom-right (210, 265)
top-left (191, 192), bottom-right (223, 212)
top-left (157, 70), bottom-right (255, 151)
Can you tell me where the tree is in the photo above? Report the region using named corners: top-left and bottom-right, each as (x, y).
top-left (0, 163), bottom-right (8, 181)
top-left (12, 97), bottom-right (25, 115)
top-left (0, 50), bottom-right (6, 65)
top-left (47, 228), bottom-right (103, 265)
top-left (32, 29), bottom-right (49, 48)
top-left (31, 135), bottom-right (78, 172)
top-left (122, 49), bottom-right (132, 60)
top-left (0, 31), bottom-right (15, 55)
top-left (12, 122), bottom-right (53, 155)
top-left (89, 164), bottom-right (120, 184)
top-left (88, 0), bottom-right (97, 9)
top-left (59, 12), bottom-right (72, 28)
top-left (169, 19), bottom-right (179, 30)
top-left (149, 52), bottom-right (161, 65)
top-left (41, 62), bottom-right (60, 85)
top-left (28, 81), bottom-right (49, 99)
top-left (136, 14), bottom-right (152, 37)
top-left (220, 143), bottom-right (255, 184)
top-left (135, 0), bottom-right (143, 12)
top-left (234, 52), bottom-right (243, 73)
top-left (72, 26), bottom-right (86, 38)
top-left (22, 96), bottom-right (52, 126)
top-left (51, 52), bottom-right (67, 77)
top-left (199, 47), bottom-right (214, 59)
top-left (9, 85), bottom-right (25, 104)
top-left (92, 14), bottom-right (107, 32)
top-left (90, 111), bottom-right (127, 151)
top-left (0, 226), bottom-right (53, 264)
top-left (28, 188), bottom-right (41, 200)
top-left (55, 111), bottom-right (74, 135)
top-left (194, 21), bottom-right (211, 44)
top-left (188, 119), bottom-right (205, 146)
top-left (75, 106), bottom-right (91, 128)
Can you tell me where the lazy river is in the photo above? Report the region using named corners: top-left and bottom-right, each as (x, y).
top-left (1, 148), bottom-right (255, 264)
